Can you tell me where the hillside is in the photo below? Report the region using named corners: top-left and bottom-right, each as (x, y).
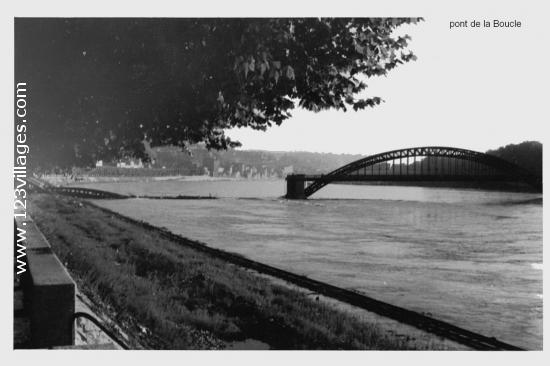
top-left (486, 141), bottom-right (542, 177)
top-left (145, 144), bottom-right (364, 178)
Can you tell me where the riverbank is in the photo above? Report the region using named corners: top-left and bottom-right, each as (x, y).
top-left (27, 192), bottom-right (464, 350)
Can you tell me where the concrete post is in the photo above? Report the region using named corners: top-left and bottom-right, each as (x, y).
top-left (285, 174), bottom-right (306, 199)
top-left (16, 217), bottom-right (76, 348)
top-left (28, 254), bottom-right (75, 348)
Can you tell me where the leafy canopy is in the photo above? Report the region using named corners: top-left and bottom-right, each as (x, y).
top-left (16, 18), bottom-right (421, 168)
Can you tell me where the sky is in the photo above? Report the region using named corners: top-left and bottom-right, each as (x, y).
top-left (226, 16), bottom-right (546, 156)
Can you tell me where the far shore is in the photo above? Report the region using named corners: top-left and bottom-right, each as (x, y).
top-left (41, 174), bottom-right (281, 186)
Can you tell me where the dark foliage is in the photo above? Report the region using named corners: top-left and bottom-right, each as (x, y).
top-left (15, 18), bottom-right (421, 168)
top-left (486, 141), bottom-right (542, 177)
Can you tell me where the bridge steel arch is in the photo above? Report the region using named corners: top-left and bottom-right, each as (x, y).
top-left (299, 146), bottom-right (541, 198)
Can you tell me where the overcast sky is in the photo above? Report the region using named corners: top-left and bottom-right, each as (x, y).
top-left (226, 16), bottom-right (546, 155)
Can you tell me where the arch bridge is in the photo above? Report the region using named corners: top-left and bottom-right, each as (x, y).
top-left (285, 146), bottom-right (541, 199)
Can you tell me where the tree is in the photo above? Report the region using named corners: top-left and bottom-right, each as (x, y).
top-left (487, 141), bottom-right (542, 177)
top-left (15, 18), bottom-right (421, 169)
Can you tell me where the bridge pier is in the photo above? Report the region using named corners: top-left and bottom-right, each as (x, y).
top-left (285, 174), bottom-right (306, 199)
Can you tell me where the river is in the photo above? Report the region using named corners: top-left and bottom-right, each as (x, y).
top-left (73, 178), bottom-right (542, 349)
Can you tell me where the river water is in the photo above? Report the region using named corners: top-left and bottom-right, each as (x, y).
top-left (77, 178), bottom-right (542, 349)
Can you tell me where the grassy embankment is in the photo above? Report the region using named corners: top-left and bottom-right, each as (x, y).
top-left (29, 193), bottom-right (418, 350)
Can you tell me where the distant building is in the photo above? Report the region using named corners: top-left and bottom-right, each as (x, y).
top-left (282, 165), bottom-right (294, 176)
top-left (212, 160), bottom-right (220, 177)
top-left (116, 158), bottom-right (143, 168)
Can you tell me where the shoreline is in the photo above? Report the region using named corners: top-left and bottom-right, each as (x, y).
top-left (27, 191), bottom-right (474, 350)
top-left (84, 198), bottom-right (522, 350)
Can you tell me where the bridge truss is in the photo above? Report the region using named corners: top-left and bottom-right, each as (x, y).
top-left (293, 146), bottom-right (540, 198)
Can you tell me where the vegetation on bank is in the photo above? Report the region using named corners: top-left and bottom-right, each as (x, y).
top-left (486, 140), bottom-right (542, 177)
top-left (28, 193), bottom-right (423, 350)
top-left (40, 141), bottom-right (541, 186)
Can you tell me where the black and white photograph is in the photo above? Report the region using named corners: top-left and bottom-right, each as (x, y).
top-left (6, 0), bottom-right (547, 362)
